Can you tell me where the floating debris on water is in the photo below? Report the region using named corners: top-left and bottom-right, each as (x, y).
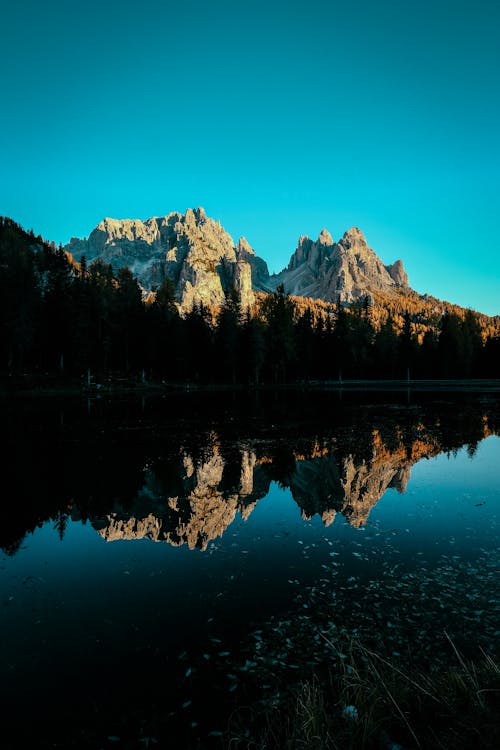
top-left (200, 535), bottom-right (499, 722)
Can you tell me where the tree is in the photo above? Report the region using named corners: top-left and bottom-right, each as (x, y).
top-left (154, 277), bottom-right (177, 319)
top-left (481, 335), bottom-right (500, 378)
top-left (348, 300), bottom-right (375, 378)
top-left (437, 312), bottom-right (463, 378)
top-left (261, 284), bottom-right (296, 383)
top-left (461, 310), bottom-right (483, 377)
top-left (37, 245), bottom-right (75, 373)
top-left (241, 311), bottom-right (266, 385)
top-left (215, 289), bottom-right (242, 384)
top-left (398, 312), bottom-right (417, 379)
top-left (418, 329), bottom-right (438, 378)
top-left (145, 278), bottom-right (180, 378)
top-left (295, 308), bottom-right (315, 381)
top-left (113, 267), bottom-right (144, 372)
top-left (373, 315), bottom-right (399, 378)
top-left (332, 299), bottom-right (350, 380)
top-left (87, 260), bottom-right (116, 372)
top-left (0, 219), bottom-right (40, 374)
top-left (183, 303), bottom-right (213, 382)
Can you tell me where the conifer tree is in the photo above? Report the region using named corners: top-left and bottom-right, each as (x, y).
top-left (261, 284), bottom-right (296, 383)
top-left (241, 310), bottom-right (266, 385)
top-left (215, 289), bottom-right (242, 384)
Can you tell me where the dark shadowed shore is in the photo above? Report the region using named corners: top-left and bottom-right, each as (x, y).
top-left (2, 377), bottom-right (500, 398)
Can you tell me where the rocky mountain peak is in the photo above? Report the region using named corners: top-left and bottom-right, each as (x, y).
top-left (318, 228), bottom-right (334, 245)
top-left (65, 208), bottom-right (262, 311)
top-left (385, 259), bottom-right (409, 287)
top-left (184, 206), bottom-right (208, 227)
top-left (340, 227), bottom-right (368, 249)
top-left (287, 231), bottom-right (333, 272)
top-left (235, 236), bottom-right (271, 292)
top-left (288, 236), bottom-right (312, 271)
top-left (272, 225), bottom-right (410, 303)
top-left (237, 236), bottom-right (254, 255)
top-left (64, 208), bottom-right (411, 309)
top-left (194, 206), bottom-right (207, 222)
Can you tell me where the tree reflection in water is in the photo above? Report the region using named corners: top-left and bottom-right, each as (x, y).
top-left (2, 393), bottom-right (498, 555)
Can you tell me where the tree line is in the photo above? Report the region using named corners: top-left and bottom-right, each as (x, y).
top-left (1, 216), bottom-right (499, 385)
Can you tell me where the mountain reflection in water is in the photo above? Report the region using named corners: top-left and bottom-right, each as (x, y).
top-left (88, 432), bottom-right (454, 548)
top-left (1, 392), bottom-right (499, 749)
top-left (2, 393), bottom-right (498, 556)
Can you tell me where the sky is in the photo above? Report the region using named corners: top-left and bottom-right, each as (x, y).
top-left (1, 0), bottom-right (499, 315)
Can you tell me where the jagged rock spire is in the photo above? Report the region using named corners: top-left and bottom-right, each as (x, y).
top-left (65, 209), bottom-right (410, 308)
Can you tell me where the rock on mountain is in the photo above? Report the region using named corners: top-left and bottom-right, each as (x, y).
top-left (65, 207), bottom-right (269, 310)
top-left (270, 226), bottom-right (409, 303)
top-left (236, 236), bottom-right (272, 292)
top-left (65, 208), bottom-right (408, 309)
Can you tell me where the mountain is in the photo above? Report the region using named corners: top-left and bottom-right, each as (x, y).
top-left (64, 208), bottom-right (408, 309)
top-left (270, 226), bottom-right (408, 303)
top-left (65, 207), bottom-right (269, 310)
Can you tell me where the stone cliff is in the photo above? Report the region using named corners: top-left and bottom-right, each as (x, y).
top-left (65, 207), bottom-right (267, 311)
top-left (270, 227), bottom-right (409, 303)
top-left (65, 209), bottom-right (408, 309)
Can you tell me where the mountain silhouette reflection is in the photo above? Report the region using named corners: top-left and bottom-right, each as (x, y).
top-left (2, 394), bottom-right (498, 554)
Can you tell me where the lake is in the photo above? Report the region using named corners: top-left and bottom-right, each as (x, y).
top-left (1, 391), bottom-right (499, 748)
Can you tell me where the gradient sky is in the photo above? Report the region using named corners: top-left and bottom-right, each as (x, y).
top-left (1, 0), bottom-right (499, 314)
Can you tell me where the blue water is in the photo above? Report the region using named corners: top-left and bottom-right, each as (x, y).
top-left (0, 398), bottom-right (499, 747)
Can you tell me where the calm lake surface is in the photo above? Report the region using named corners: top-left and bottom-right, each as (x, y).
top-left (1, 392), bottom-right (499, 748)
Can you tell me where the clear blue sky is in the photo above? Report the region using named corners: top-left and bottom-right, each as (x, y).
top-left (1, 0), bottom-right (499, 315)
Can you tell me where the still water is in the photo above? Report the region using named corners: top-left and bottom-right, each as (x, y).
top-left (1, 392), bottom-right (499, 748)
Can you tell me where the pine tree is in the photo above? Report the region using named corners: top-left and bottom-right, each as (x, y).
top-left (261, 284), bottom-right (296, 383)
top-left (374, 315), bottom-right (399, 378)
top-left (242, 311), bottom-right (266, 385)
top-left (215, 289), bottom-right (242, 384)
top-left (438, 312), bottom-right (463, 378)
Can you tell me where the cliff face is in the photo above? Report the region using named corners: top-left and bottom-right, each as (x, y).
top-left (64, 209), bottom-right (409, 309)
top-left (65, 207), bottom-right (268, 311)
top-left (270, 227), bottom-right (409, 303)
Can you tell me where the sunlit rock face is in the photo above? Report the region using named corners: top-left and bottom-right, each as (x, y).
top-left (385, 258), bottom-right (408, 287)
top-left (235, 237), bottom-right (272, 293)
top-left (65, 209), bottom-right (409, 308)
top-left (65, 207), bottom-right (268, 311)
top-left (270, 227), bottom-right (409, 303)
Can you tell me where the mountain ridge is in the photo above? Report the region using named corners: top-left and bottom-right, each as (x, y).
top-left (64, 207), bottom-right (411, 311)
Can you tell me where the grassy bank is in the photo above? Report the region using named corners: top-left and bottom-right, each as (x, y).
top-left (216, 544), bottom-right (499, 750)
top-left (228, 638), bottom-right (500, 750)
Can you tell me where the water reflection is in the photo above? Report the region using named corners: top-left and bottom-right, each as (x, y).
top-left (1, 394), bottom-right (499, 748)
top-left (3, 395), bottom-right (498, 555)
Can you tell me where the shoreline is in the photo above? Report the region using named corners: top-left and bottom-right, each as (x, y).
top-left (1, 377), bottom-right (500, 398)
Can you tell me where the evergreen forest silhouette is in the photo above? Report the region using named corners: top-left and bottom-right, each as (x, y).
top-left (1, 217), bottom-right (499, 386)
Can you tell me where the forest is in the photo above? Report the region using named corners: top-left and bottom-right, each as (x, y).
top-left (1, 216), bottom-right (499, 386)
